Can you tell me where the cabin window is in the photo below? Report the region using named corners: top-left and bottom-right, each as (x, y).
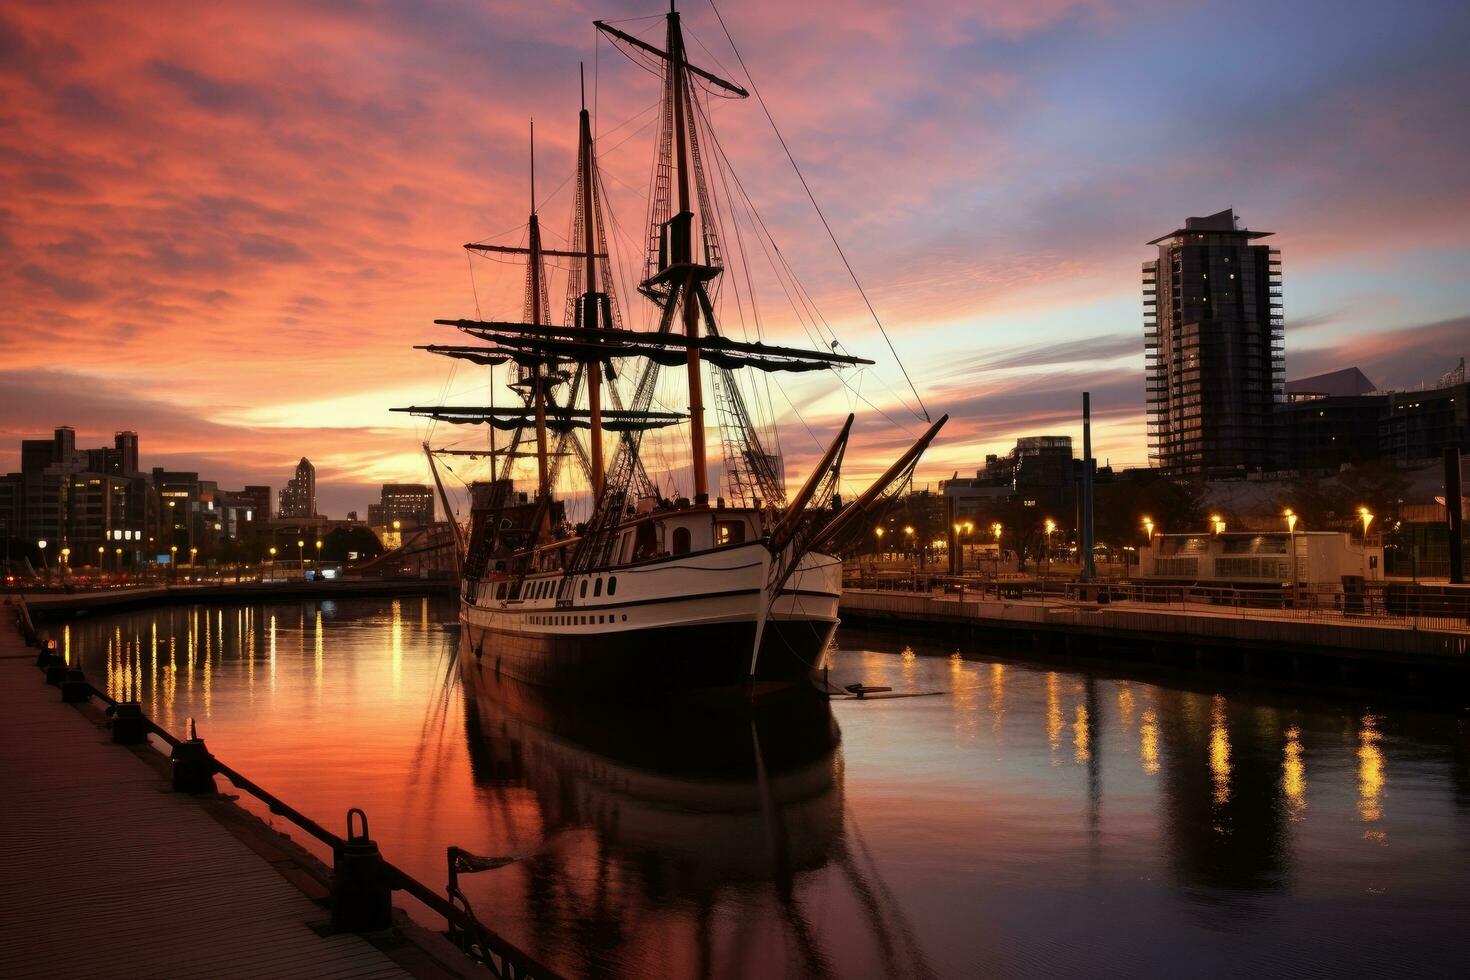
top-left (607, 576), bottom-right (617, 596)
top-left (672, 527), bottom-right (692, 555)
top-left (593, 578), bottom-right (603, 598)
top-left (716, 520), bottom-right (745, 546)
top-left (634, 520), bottom-right (658, 560)
top-left (580, 579), bottom-right (588, 599)
top-left (496, 583), bottom-right (507, 599)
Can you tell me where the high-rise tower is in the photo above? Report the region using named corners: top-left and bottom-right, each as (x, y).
top-left (1143, 209), bottom-right (1283, 476)
top-left (278, 457), bottom-right (317, 518)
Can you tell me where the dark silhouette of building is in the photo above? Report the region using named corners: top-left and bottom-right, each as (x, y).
top-left (278, 457), bottom-right (317, 519)
top-left (367, 483), bottom-right (434, 528)
top-left (1381, 374), bottom-right (1469, 463)
top-left (1144, 208), bottom-right (1283, 477)
top-left (940, 436), bottom-right (1078, 519)
top-left (1279, 367), bottom-right (1387, 469)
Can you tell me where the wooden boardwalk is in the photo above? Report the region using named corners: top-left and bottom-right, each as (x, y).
top-left (0, 626), bottom-right (411, 979)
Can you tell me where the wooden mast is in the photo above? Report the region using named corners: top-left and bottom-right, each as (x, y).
top-left (527, 120), bottom-right (552, 524)
top-left (668, 3), bottom-right (709, 504)
top-left (579, 65), bottom-right (605, 500)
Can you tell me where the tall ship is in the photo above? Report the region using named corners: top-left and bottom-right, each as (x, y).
top-left (395, 2), bottom-right (945, 693)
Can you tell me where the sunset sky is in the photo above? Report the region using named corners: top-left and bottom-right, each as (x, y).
top-left (2, 0), bottom-right (1467, 517)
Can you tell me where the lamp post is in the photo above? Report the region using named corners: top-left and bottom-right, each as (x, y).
top-left (1210, 514), bottom-right (1226, 536)
top-left (903, 526), bottom-right (916, 570)
top-left (1284, 509), bottom-right (1298, 601)
top-left (991, 522), bottom-right (1002, 576)
top-left (1043, 519), bottom-right (1056, 579)
top-left (97, 545), bottom-right (105, 577)
top-left (37, 539), bottom-right (48, 586)
top-left (315, 538), bottom-right (323, 569)
top-left (115, 547), bottom-right (124, 578)
top-left (59, 547), bottom-right (70, 585)
top-left (297, 539), bottom-right (305, 573)
top-left (1358, 506), bottom-right (1374, 579)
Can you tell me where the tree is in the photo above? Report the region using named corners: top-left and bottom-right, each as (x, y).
top-left (321, 526), bottom-right (384, 563)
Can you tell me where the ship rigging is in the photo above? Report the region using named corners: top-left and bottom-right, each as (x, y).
top-left (393, 0), bottom-right (946, 693)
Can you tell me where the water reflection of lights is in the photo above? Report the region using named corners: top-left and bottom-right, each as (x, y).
top-left (1358, 713), bottom-right (1385, 828)
top-left (989, 662), bottom-right (1006, 733)
top-left (314, 609), bottom-right (324, 693)
top-left (1072, 704), bottom-right (1091, 764)
top-left (1116, 682), bottom-right (1135, 727)
top-left (1045, 672), bottom-right (1063, 762)
top-left (391, 599), bottom-right (404, 694)
top-left (1209, 695), bottom-right (1232, 808)
top-left (1139, 709), bottom-right (1160, 775)
top-left (63, 623), bottom-right (70, 665)
top-left (1282, 725), bottom-right (1307, 819)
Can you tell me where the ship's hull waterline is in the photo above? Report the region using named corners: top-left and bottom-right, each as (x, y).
top-left (460, 541), bottom-right (841, 692)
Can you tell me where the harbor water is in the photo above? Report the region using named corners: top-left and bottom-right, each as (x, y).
top-left (57, 597), bottom-right (1470, 978)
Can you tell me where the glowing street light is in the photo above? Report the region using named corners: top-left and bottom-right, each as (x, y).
top-left (315, 538), bottom-right (323, 563)
top-left (1142, 516), bottom-right (1154, 542)
top-left (1210, 514), bottom-right (1226, 536)
top-left (1284, 509), bottom-right (1297, 534)
top-left (991, 522), bottom-right (1002, 542)
top-left (1357, 506), bottom-right (1374, 537)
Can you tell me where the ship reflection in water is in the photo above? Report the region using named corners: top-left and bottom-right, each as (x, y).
top-left (58, 599), bottom-right (1470, 978)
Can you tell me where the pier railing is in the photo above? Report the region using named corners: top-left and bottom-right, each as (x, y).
top-left (9, 598), bottom-right (560, 980)
top-left (842, 572), bottom-right (1470, 635)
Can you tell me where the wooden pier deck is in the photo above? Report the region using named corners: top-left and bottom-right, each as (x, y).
top-left (0, 624), bottom-right (412, 979)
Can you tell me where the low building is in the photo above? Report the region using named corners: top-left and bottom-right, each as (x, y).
top-left (1139, 530), bottom-right (1382, 585)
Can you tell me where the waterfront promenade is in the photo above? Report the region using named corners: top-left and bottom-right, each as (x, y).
top-left (12, 576), bottom-right (455, 616)
top-left (0, 619), bottom-right (414, 979)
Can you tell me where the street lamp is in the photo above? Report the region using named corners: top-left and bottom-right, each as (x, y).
top-left (297, 539), bottom-right (305, 570)
top-left (37, 540), bottom-right (48, 584)
top-left (1357, 506), bottom-right (1374, 538)
top-left (1142, 516), bottom-right (1154, 542)
top-left (1284, 509), bottom-right (1299, 599)
top-left (315, 538), bottom-right (323, 565)
top-left (97, 545), bottom-right (105, 573)
top-left (1043, 518), bottom-right (1056, 577)
top-left (1210, 514), bottom-right (1226, 536)
top-left (115, 547), bottom-right (124, 575)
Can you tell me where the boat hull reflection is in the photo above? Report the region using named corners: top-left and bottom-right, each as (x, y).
top-left (458, 632), bottom-right (844, 891)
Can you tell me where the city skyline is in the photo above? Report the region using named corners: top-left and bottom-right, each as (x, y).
top-left (2, 0), bottom-right (1468, 516)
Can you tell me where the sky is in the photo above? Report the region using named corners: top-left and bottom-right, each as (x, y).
top-left (1, 0), bottom-right (1467, 517)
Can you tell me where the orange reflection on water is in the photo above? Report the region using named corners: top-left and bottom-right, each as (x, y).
top-left (1358, 714), bottom-right (1385, 826)
top-left (1209, 695), bottom-right (1232, 807)
top-left (392, 599), bottom-right (404, 695)
top-left (989, 662), bottom-right (1006, 734)
top-left (63, 623), bottom-right (71, 665)
top-left (1116, 682), bottom-right (1136, 727)
top-left (1045, 672), bottom-right (1063, 762)
top-left (1282, 725), bottom-right (1307, 820)
top-left (1072, 704), bottom-right (1091, 764)
top-left (1139, 709), bottom-right (1160, 775)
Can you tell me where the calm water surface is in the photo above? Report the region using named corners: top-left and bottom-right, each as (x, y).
top-left (58, 598), bottom-right (1470, 978)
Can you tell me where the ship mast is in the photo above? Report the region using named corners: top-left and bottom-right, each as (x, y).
top-left (578, 67), bottom-right (606, 500)
top-left (527, 121), bottom-right (553, 532)
top-left (666, 5), bottom-right (708, 504)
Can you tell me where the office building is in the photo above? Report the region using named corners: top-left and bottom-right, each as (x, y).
top-left (1381, 377), bottom-right (1469, 463)
top-left (367, 483), bottom-right (434, 529)
top-left (1279, 367), bottom-right (1387, 469)
top-left (278, 457), bottom-right (317, 519)
top-left (1144, 208), bottom-right (1284, 477)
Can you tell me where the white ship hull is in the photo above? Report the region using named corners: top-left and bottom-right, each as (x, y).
top-left (460, 541), bottom-right (841, 692)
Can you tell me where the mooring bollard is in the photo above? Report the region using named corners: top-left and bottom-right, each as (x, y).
top-left (331, 808), bottom-right (393, 933)
top-left (110, 702), bottom-right (146, 745)
top-left (60, 668), bottom-right (90, 703)
top-left (170, 718), bottom-right (217, 794)
top-left (44, 662), bottom-right (69, 686)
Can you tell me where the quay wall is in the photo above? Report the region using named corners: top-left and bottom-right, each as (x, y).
top-left (839, 589), bottom-right (1470, 697)
top-left (16, 577), bottom-right (456, 617)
